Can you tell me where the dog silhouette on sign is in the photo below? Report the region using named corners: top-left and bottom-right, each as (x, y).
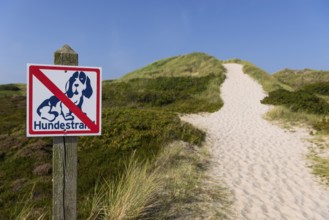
top-left (37, 71), bottom-right (93, 122)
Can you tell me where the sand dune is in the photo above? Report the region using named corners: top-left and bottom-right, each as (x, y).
top-left (181, 64), bottom-right (329, 220)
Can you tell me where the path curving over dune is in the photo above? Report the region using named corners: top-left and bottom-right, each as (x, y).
top-left (182, 63), bottom-right (329, 220)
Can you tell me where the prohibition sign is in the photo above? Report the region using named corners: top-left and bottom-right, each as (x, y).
top-left (27, 64), bottom-right (101, 136)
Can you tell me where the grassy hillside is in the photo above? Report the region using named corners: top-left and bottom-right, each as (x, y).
top-left (0, 53), bottom-right (228, 219)
top-left (261, 68), bottom-right (329, 124)
top-left (104, 52), bottom-right (226, 113)
top-left (121, 52), bottom-right (225, 80)
top-left (273, 68), bottom-right (329, 90)
top-left (261, 89), bottom-right (329, 115)
top-left (103, 75), bottom-right (224, 113)
top-left (0, 83), bottom-right (26, 96)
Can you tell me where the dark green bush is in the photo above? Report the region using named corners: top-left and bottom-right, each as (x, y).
top-left (261, 89), bottom-right (329, 114)
top-left (103, 75), bottom-right (223, 113)
top-left (0, 96), bottom-right (26, 134)
top-left (0, 84), bottom-right (21, 91)
top-left (300, 82), bottom-right (329, 96)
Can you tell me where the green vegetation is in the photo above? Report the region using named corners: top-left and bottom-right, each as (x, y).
top-left (77, 108), bottom-right (205, 207)
top-left (261, 89), bottom-right (329, 115)
top-left (12, 185), bottom-right (47, 220)
top-left (121, 52), bottom-right (225, 80)
top-left (83, 142), bottom-right (233, 220)
top-left (0, 95), bottom-right (26, 134)
top-left (103, 74), bottom-right (225, 113)
top-left (0, 84), bottom-right (20, 91)
top-left (265, 106), bottom-right (324, 127)
top-left (300, 82), bottom-right (329, 96)
top-left (0, 83), bottom-right (26, 96)
top-left (273, 68), bottom-right (329, 90)
top-left (233, 61), bottom-right (329, 134)
top-left (242, 62), bottom-right (285, 92)
top-left (261, 80), bottom-right (329, 135)
top-left (306, 135), bottom-right (329, 186)
top-left (309, 155), bottom-right (329, 186)
top-left (83, 155), bottom-right (162, 220)
top-left (1, 53), bottom-right (229, 219)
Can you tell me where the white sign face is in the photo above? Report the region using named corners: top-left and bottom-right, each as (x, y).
top-left (27, 64), bottom-right (102, 137)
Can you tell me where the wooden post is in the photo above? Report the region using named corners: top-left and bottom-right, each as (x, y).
top-left (53, 44), bottom-right (78, 220)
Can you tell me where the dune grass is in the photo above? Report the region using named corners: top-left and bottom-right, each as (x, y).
top-left (0, 83), bottom-right (26, 96)
top-left (103, 74), bottom-right (225, 114)
top-left (301, 82), bottom-right (329, 96)
top-left (310, 156), bottom-right (329, 186)
top-left (261, 89), bottom-right (329, 115)
top-left (120, 52), bottom-right (225, 81)
top-left (307, 135), bottom-right (329, 186)
top-left (308, 154), bottom-right (329, 187)
top-left (12, 184), bottom-right (47, 220)
top-left (82, 142), bottom-right (234, 220)
top-left (83, 155), bottom-right (162, 220)
top-left (264, 106), bottom-right (325, 128)
top-left (273, 68), bottom-right (329, 90)
top-left (0, 95), bottom-right (26, 134)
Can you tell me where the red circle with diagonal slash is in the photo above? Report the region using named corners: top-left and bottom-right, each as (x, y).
top-left (27, 64), bottom-right (101, 136)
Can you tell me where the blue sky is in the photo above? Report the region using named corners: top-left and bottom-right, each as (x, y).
top-left (1, 0), bottom-right (329, 84)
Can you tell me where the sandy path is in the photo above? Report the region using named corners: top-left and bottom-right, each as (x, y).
top-left (181, 64), bottom-right (329, 220)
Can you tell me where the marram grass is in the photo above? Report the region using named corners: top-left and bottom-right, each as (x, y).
top-left (83, 142), bottom-right (234, 220)
top-left (84, 154), bottom-right (162, 220)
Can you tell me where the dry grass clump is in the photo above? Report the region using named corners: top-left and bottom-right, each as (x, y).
top-left (264, 106), bottom-right (326, 130)
top-left (13, 184), bottom-right (47, 220)
top-left (82, 142), bottom-right (234, 220)
top-left (273, 68), bottom-right (329, 90)
top-left (85, 156), bottom-right (161, 220)
top-left (307, 136), bottom-right (329, 186)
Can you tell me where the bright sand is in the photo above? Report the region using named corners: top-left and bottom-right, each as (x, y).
top-left (181, 64), bottom-right (329, 220)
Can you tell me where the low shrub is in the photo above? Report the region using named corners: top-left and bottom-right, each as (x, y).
top-left (300, 82), bottom-right (329, 96)
top-left (273, 68), bottom-right (329, 90)
top-left (0, 96), bottom-right (26, 134)
top-left (261, 89), bottom-right (329, 115)
top-left (103, 75), bottom-right (224, 113)
top-left (0, 84), bottom-right (21, 91)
